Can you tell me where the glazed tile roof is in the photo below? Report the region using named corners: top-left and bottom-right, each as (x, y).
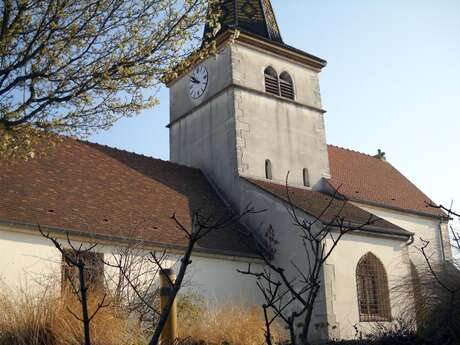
top-left (0, 138), bottom-right (257, 257)
top-left (204, 0), bottom-right (283, 43)
top-left (245, 178), bottom-right (411, 238)
top-left (327, 145), bottom-right (445, 218)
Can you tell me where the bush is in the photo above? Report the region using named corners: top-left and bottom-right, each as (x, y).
top-left (392, 261), bottom-right (460, 345)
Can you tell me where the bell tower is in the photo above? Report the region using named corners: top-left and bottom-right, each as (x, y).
top-left (168, 0), bottom-right (330, 206)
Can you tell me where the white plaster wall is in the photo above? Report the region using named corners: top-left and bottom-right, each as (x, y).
top-left (0, 228), bottom-right (61, 292)
top-left (0, 225), bottom-right (263, 306)
top-left (239, 180), bottom-right (419, 341)
top-left (240, 179), bottom-right (331, 342)
top-left (351, 202), bottom-right (449, 265)
top-left (324, 233), bottom-right (411, 340)
top-left (169, 88), bottom-right (240, 207)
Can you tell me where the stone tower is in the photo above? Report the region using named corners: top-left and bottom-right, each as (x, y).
top-left (168, 0), bottom-right (330, 207)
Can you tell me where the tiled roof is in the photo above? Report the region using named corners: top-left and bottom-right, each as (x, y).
top-left (203, 0), bottom-right (283, 43)
top-left (327, 145), bottom-right (445, 218)
top-left (0, 138), bottom-right (257, 257)
top-left (245, 178), bottom-right (411, 238)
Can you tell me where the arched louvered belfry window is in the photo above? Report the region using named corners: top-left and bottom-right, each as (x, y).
top-left (279, 71), bottom-right (295, 100)
top-left (264, 66), bottom-right (280, 96)
top-left (356, 253), bottom-right (392, 322)
top-left (265, 159), bottom-right (273, 180)
top-left (303, 168), bottom-right (310, 187)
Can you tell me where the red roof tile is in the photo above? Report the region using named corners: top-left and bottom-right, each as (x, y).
top-left (327, 145), bottom-right (445, 218)
top-left (0, 138), bottom-right (257, 257)
top-left (245, 178), bottom-right (410, 238)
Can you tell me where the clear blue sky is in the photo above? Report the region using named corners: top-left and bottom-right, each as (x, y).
top-left (90, 0), bottom-right (460, 211)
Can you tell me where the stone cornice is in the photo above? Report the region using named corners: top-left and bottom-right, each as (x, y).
top-left (167, 83), bottom-right (326, 129)
top-left (166, 30), bottom-right (327, 87)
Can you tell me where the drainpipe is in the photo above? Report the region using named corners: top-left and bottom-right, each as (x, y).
top-left (438, 219), bottom-right (446, 263)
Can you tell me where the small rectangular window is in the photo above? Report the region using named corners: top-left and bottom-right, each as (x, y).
top-left (303, 168), bottom-right (310, 187)
top-left (265, 159), bottom-right (273, 180)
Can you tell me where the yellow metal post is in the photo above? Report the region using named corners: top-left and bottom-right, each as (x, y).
top-left (160, 268), bottom-right (177, 345)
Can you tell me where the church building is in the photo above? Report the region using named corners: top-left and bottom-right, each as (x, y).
top-left (0, 0), bottom-right (451, 342)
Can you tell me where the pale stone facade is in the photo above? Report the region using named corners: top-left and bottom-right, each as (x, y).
top-left (0, 4), bottom-right (452, 343)
top-left (166, 31), bottom-right (450, 341)
top-left (169, 41), bottom-right (330, 203)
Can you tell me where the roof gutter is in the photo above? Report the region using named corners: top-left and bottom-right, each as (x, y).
top-left (0, 219), bottom-right (262, 262)
top-left (328, 224), bottom-right (412, 241)
top-left (350, 197), bottom-right (449, 221)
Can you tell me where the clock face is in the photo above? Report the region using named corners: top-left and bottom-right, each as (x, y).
top-left (189, 66), bottom-right (208, 99)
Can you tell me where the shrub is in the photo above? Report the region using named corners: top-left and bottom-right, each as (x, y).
top-left (392, 261), bottom-right (460, 345)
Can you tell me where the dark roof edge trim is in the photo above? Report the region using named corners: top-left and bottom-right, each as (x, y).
top-left (0, 219), bottom-right (263, 261)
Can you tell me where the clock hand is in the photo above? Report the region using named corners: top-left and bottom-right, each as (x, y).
top-left (191, 77), bottom-right (200, 84)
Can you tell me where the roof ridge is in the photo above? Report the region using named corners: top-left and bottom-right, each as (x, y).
top-left (327, 144), bottom-right (377, 159)
top-left (72, 137), bottom-right (202, 172)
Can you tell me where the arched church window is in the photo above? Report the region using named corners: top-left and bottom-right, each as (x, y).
top-left (279, 72), bottom-right (295, 100)
top-left (264, 67), bottom-right (280, 96)
top-left (356, 253), bottom-right (392, 322)
top-left (303, 168), bottom-right (310, 187)
top-left (265, 159), bottom-right (273, 180)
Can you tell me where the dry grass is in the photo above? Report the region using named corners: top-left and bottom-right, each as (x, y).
top-left (0, 286), bottom-right (287, 345)
top-left (393, 261), bottom-right (460, 342)
top-left (178, 300), bottom-right (287, 345)
top-left (0, 286), bottom-right (143, 345)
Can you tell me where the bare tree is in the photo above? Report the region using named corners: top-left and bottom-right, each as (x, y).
top-left (390, 202), bottom-right (460, 344)
top-left (38, 225), bottom-right (109, 345)
top-left (105, 237), bottom-right (164, 331)
top-left (411, 203), bottom-right (460, 341)
top-left (38, 205), bottom-right (256, 345)
top-left (239, 183), bottom-right (377, 345)
top-left (131, 207), bottom-right (256, 345)
top-left (0, 0), bottom-right (221, 158)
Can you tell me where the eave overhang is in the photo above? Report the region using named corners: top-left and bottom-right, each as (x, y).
top-left (0, 218), bottom-right (263, 262)
top-left (165, 29), bottom-right (327, 87)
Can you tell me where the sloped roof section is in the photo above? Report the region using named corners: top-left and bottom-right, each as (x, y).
top-left (327, 145), bottom-right (445, 218)
top-left (0, 138), bottom-right (257, 257)
top-left (204, 0), bottom-right (283, 43)
top-left (245, 178), bottom-right (411, 238)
